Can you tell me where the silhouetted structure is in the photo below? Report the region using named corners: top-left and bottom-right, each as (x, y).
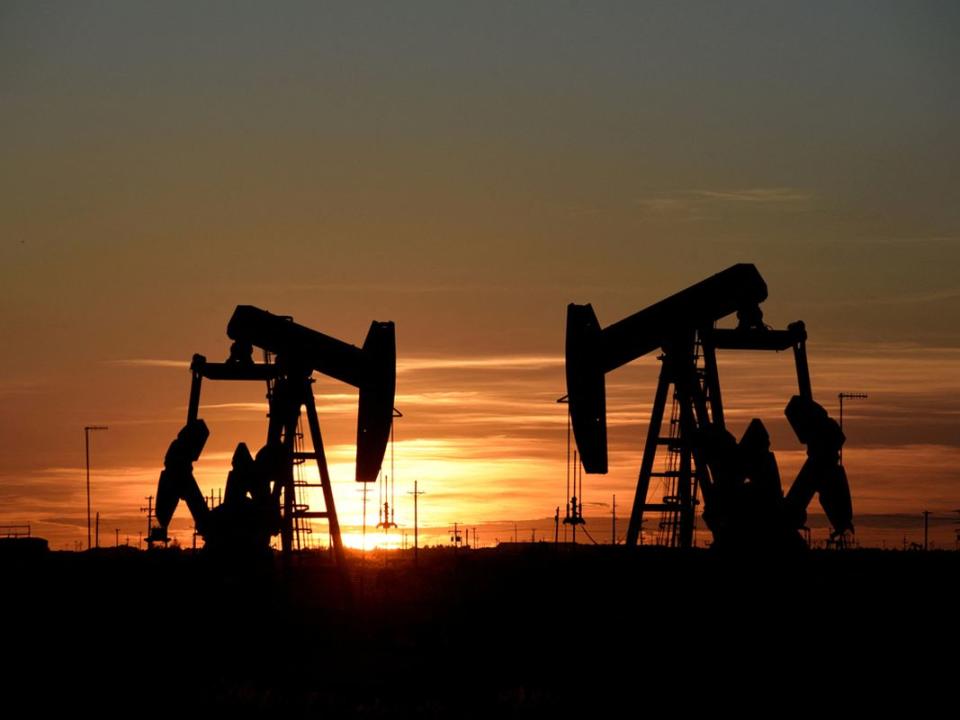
top-left (377, 408), bottom-right (402, 531)
top-left (0, 524), bottom-right (48, 556)
top-left (84, 425), bottom-right (108, 549)
top-left (837, 391), bottom-right (868, 465)
top-left (565, 264), bottom-right (852, 550)
top-left (408, 480), bottom-right (425, 563)
top-left (151, 305), bottom-right (396, 566)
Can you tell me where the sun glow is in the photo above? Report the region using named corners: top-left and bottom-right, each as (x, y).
top-left (338, 530), bottom-right (404, 552)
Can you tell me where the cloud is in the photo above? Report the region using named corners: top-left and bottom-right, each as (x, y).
top-left (808, 286), bottom-right (960, 308)
top-left (0, 379), bottom-right (46, 397)
top-left (198, 402), bottom-right (269, 412)
top-left (107, 355), bottom-right (563, 374)
top-left (691, 188), bottom-right (811, 203)
top-left (635, 187), bottom-right (811, 216)
top-left (106, 359), bottom-right (190, 369)
top-left (398, 355), bottom-right (563, 373)
top-left (634, 197), bottom-right (689, 213)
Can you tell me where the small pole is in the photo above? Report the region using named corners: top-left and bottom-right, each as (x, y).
top-left (408, 480), bottom-right (425, 564)
top-left (95, 511), bottom-right (100, 549)
top-left (140, 495), bottom-right (154, 547)
top-left (837, 393), bottom-right (868, 465)
top-left (85, 432), bottom-right (91, 549)
top-left (84, 425), bottom-right (108, 550)
top-left (923, 510), bottom-right (931, 551)
top-left (115, 528), bottom-right (119, 547)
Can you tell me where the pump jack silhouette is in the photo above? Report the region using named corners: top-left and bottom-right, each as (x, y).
top-left (151, 305), bottom-right (396, 567)
top-left (565, 264), bottom-right (852, 550)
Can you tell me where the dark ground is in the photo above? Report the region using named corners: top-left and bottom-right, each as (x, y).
top-left (2, 544), bottom-right (957, 715)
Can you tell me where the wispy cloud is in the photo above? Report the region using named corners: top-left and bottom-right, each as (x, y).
top-left (106, 359), bottom-right (190, 369)
top-left (634, 197), bottom-right (689, 212)
top-left (691, 188), bottom-right (811, 203)
top-left (635, 187), bottom-right (811, 215)
top-left (108, 355), bottom-right (563, 374)
top-left (806, 286), bottom-right (960, 308)
top-left (199, 402), bottom-right (269, 412)
top-left (398, 355), bottom-right (563, 373)
top-left (0, 379), bottom-right (46, 398)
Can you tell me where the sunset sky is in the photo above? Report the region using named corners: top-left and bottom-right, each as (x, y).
top-left (2, 2), bottom-right (959, 550)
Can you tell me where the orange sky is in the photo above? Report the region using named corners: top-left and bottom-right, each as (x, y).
top-left (5, 338), bottom-right (959, 550)
top-left (1, 3), bottom-right (958, 550)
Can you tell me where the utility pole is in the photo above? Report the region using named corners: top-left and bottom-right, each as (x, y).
top-left (407, 480), bottom-right (425, 564)
top-left (837, 393), bottom-right (868, 465)
top-left (115, 528), bottom-right (119, 548)
top-left (95, 511), bottom-right (100, 549)
top-left (554, 507), bottom-right (560, 544)
top-left (140, 496), bottom-right (154, 548)
top-left (923, 510), bottom-right (931, 551)
top-left (84, 425), bottom-right (108, 550)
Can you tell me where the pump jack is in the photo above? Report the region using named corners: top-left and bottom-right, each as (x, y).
top-left (151, 305), bottom-right (396, 566)
top-left (566, 264), bottom-right (852, 550)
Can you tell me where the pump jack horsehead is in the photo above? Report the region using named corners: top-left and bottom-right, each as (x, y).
top-left (565, 264), bottom-right (852, 550)
top-left (151, 306), bottom-right (396, 565)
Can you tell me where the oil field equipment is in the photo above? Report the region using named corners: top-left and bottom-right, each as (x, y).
top-left (150, 305), bottom-right (396, 565)
top-left (565, 264), bottom-right (852, 550)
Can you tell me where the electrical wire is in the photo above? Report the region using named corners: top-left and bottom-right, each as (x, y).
top-left (579, 524), bottom-right (601, 545)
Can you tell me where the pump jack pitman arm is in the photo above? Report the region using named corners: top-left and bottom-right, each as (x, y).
top-left (226, 305), bottom-right (396, 483)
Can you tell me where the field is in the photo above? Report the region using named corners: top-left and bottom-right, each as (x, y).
top-left (2, 544), bottom-right (956, 715)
